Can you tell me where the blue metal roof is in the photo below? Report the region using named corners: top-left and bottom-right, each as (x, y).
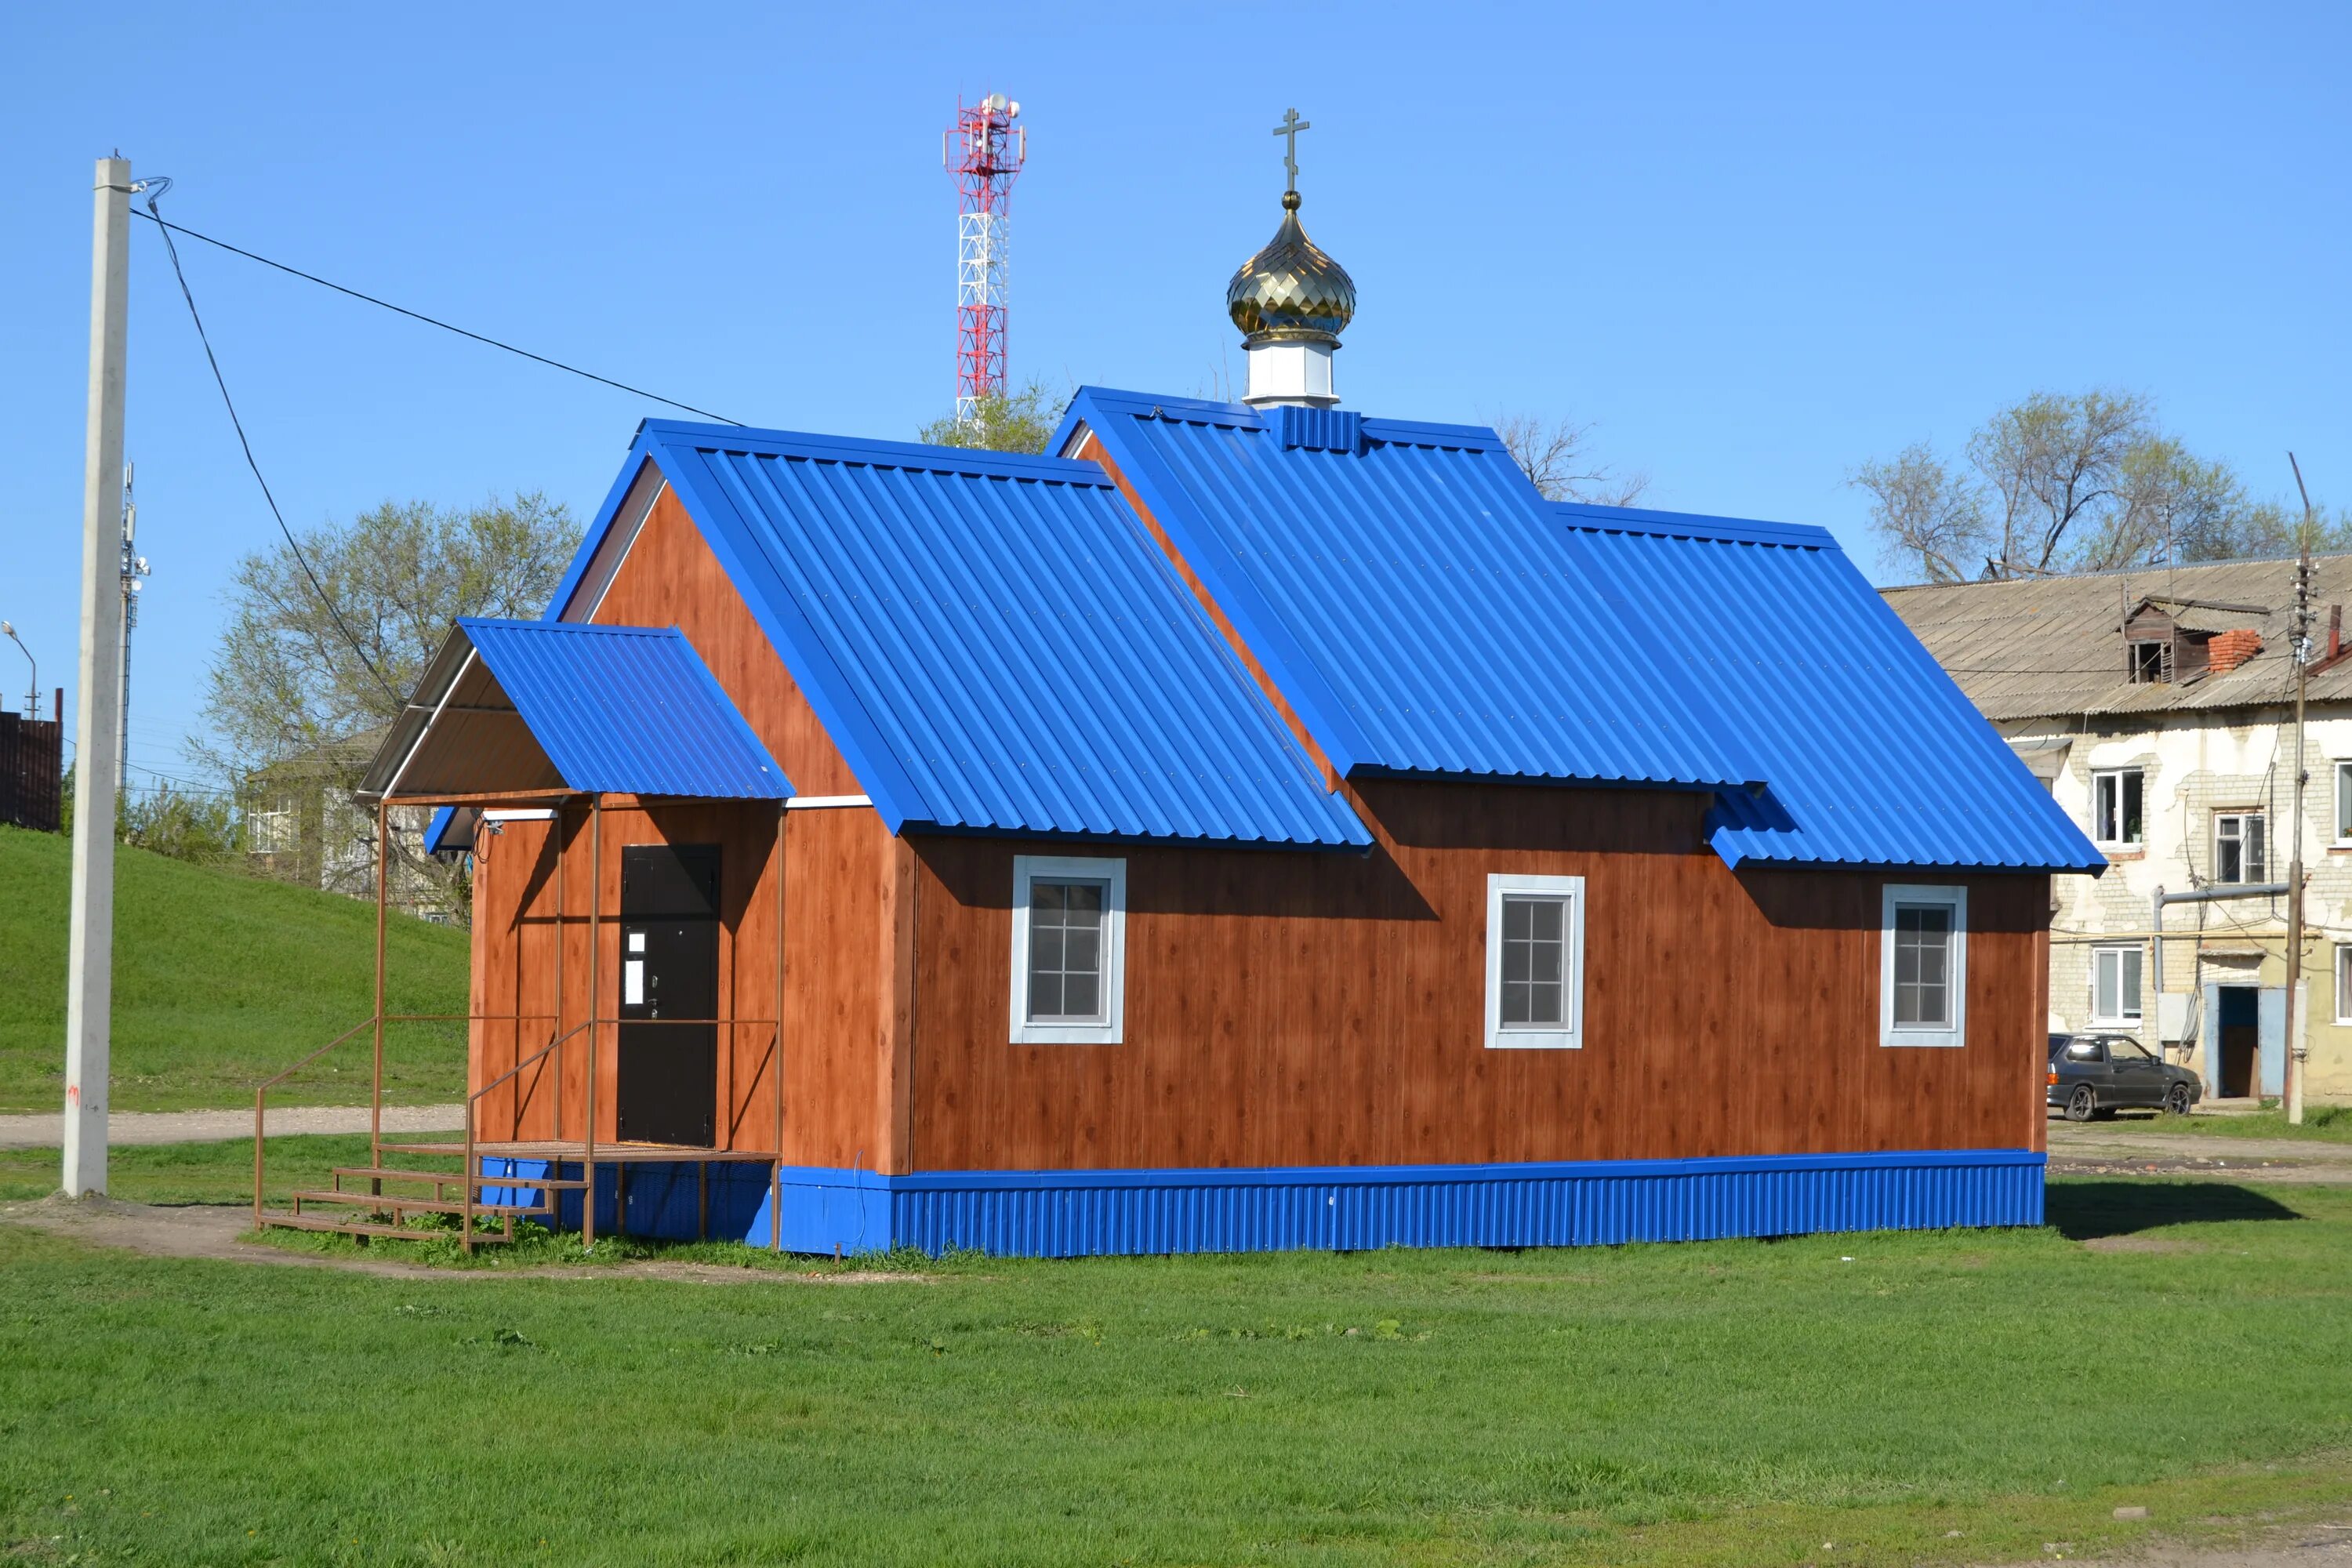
top-left (458, 618), bottom-right (791, 800)
top-left (1058, 390), bottom-right (1764, 792)
top-left (1551, 507), bottom-right (2104, 872)
top-left (560, 421), bottom-right (1367, 848)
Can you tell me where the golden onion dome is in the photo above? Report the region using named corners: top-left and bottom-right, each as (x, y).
top-left (1226, 190), bottom-right (1356, 346)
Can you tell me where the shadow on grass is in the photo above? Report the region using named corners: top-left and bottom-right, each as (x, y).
top-left (2047, 1180), bottom-right (2303, 1240)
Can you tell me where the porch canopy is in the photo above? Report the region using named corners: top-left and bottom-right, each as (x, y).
top-left (358, 619), bottom-right (791, 848)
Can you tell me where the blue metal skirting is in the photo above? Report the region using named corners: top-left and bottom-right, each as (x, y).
top-left (481, 1149), bottom-right (2042, 1258)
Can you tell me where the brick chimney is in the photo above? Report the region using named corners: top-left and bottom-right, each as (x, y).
top-left (2209, 628), bottom-right (2263, 675)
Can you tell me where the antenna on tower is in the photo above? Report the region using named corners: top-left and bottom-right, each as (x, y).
top-left (943, 93), bottom-right (1025, 436)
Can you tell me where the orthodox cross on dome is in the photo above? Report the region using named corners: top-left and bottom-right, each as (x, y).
top-left (1272, 107), bottom-right (1310, 194)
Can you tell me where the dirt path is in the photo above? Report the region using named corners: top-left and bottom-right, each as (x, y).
top-left (2012, 1519), bottom-right (2352, 1566)
top-left (0, 1195), bottom-right (920, 1284)
top-left (0, 1103), bottom-right (463, 1150)
top-left (2047, 1119), bottom-right (2352, 1183)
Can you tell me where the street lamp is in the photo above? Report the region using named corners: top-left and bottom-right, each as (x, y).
top-left (0, 622), bottom-right (31, 720)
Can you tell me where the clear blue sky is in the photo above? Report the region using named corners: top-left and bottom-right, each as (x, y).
top-left (3, 3), bottom-right (2347, 793)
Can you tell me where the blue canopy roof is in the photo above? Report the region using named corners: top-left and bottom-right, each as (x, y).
top-left (1058, 390), bottom-right (1764, 793)
top-left (550, 422), bottom-right (1369, 848)
top-left (1552, 507), bottom-right (2104, 873)
top-left (362, 618), bottom-right (789, 808)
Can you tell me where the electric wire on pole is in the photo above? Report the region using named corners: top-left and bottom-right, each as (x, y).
top-left (2285, 453), bottom-right (2318, 1125)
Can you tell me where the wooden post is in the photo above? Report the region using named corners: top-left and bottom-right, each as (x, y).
top-left (583, 797), bottom-right (601, 1248)
top-left (553, 804), bottom-right (566, 1145)
top-left (372, 799), bottom-right (388, 1189)
top-left (771, 803), bottom-right (786, 1252)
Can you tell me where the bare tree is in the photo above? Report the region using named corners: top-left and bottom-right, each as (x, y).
top-left (1853, 390), bottom-right (2328, 582)
top-left (1966, 390), bottom-right (2151, 574)
top-left (1850, 445), bottom-right (1987, 584)
top-left (1494, 413), bottom-right (1651, 508)
top-left (2100, 438), bottom-right (2244, 568)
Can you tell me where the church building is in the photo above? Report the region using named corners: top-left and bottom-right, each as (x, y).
top-left (306, 138), bottom-right (2103, 1257)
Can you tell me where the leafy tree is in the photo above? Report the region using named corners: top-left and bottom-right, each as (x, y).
top-left (198, 493), bottom-right (582, 914)
top-left (58, 766), bottom-right (240, 866)
top-left (1855, 390), bottom-right (2340, 581)
top-left (916, 380), bottom-right (1070, 455)
top-left (1494, 414), bottom-right (1650, 507)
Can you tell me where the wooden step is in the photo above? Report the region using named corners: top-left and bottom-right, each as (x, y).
top-left (290, 1189), bottom-right (548, 1220)
top-left (331, 1166), bottom-right (591, 1192)
top-left (256, 1210), bottom-right (517, 1243)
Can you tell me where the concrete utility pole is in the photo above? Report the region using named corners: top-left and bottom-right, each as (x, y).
top-left (63, 154), bottom-right (132, 1199)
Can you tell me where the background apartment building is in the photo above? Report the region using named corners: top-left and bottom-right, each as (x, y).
top-left (1889, 555), bottom-right (2352, 1104)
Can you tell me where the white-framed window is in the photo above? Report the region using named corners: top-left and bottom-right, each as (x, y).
top-left (2091, 768), bottom-right (2143, 848)
top-left (2336, 944), bottom-right (2352, 1027)
top-left (2091, 943), bottom-right (2144, 1025)
top-left (2336, 763), bottom-right (2352, 844)
top-left (2214, 811), bottom-right (2266, 884)
top-left (2129, 640), bottom-right (2170, 684)
top-left (1880, 884), bottom-right (1967, 1048)
top-left (1483, 873), bottom-right (1585, 1050)
top-left (1008, 855), bottom-right (1126, 1044)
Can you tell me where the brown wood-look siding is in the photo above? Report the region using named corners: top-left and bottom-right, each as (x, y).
top-left (906, 779), bottom-right (2049, 1173)
top-left (463, 797), bottom-right (899, 1167)
top-left (588, 485), bottom-right (863, 798)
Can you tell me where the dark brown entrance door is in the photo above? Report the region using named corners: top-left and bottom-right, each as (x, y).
top-left (2217, 985), bottom-right (2259, 1099)
top-left (617, 844), bottom-right (720, 1147)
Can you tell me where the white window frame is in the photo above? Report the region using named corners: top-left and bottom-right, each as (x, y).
top-left (2336, 763), bottom-right (2352, 846)
top-left (1484, 873), bottom-right (1585, 1051)
top-left (2090, 942), bottom-right (2144, 1026)
top-left (1008, 855), bottom-right (1127, 1045)
top-left (2213, 811), bottom-right (2266, 884)
top-left (2090, 767), bottom-right (2143, 848)
top-left (2336, 944), bottom-right (2352, 1027)
top-left (1880, 884), bottom-right (1968, 1048)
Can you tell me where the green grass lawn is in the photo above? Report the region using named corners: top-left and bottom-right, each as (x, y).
top-left (0, 1134), bottom-right (377, 1207)
top-left (2112, 1104), bottom-right (2352, 1142)
top-left (0, 825), bottom-right (468, 1112)
top-left (4, 1177), bottom-right (2350, 1566)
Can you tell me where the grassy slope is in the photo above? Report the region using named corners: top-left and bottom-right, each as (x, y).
top-left (2, 1179), bottom-right (2350, 1566)
top-left (0, 825), bottom-right (468, 1112)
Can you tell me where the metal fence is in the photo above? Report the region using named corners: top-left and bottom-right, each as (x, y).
top-left (0, 713), bottom-right (62, 832)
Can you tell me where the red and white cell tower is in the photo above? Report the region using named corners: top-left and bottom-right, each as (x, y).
top-left (943, 93), bottom-right (1025, 430)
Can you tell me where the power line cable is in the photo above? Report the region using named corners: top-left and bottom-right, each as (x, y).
top-left (129, 205), bottom-right (746, 426)
top-left (136, 180), bottom-right (405, 707)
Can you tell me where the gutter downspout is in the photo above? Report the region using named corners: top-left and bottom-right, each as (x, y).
top-left (2151, 883), bottom-right (2291, 1067)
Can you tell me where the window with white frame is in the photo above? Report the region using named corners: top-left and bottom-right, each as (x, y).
top-left (1880, 884), bottom-right (1967, 1047)
top-left (2092, 944), bottom-right (2143, 1025)
top-left (1008, 855), bottom-right (1126, 1044)
top-left (2091, 768), bottom-right (2143, 848)
top-left (2214, 811), bottom-right (2267, 884)
top-left (2338, 945), bottom-right (2352, 1026)
top-left (2336, 764), bottom-right (2352, 844)
top-left (1484, 873), bottom-right (1585, 1050)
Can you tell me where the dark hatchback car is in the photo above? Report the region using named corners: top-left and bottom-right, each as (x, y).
top-left (2048, 1032), bottom-right (2202, 1120)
